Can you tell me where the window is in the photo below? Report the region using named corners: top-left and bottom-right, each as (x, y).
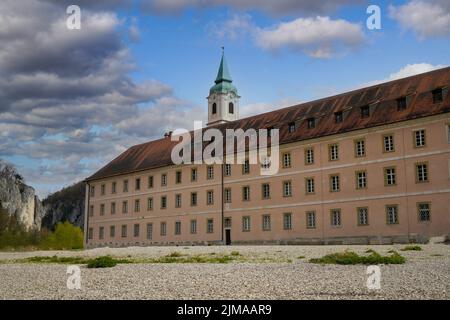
top-left (242, 160), bottom-right (250, 174)
top-left (176, 171), bottom-right (182, 184)
top-left (229, 102), bottom-right (234, 114)
top-left (384, 167), bottom-right (396, 186)
top-left (261, 157), bottom-right (271, 170)
top-left (283, 213), bottom-right (292, 230)
top-left (190, 220), bottom-right (197, 234)
top-left (397, 97), bottom-right (407, 111)
top-left (224, 217), bottom-right (232, 228)
top-left (175, 194), bottom-right (182, 208)
top-left (147, 197), bottom-right (153, 211)
top-left (175, 221), bottom-right (181, 235)
top-left (191, 192), bottom-right (197, 206)
top-left (418, 203), bottom-right (431, 222)
top-left (416, 162), bottom-right (429, 183)
top-left (360, 105), bottom-right (370, 118)
top-left (330, 174), bottom-right (340, 192)
top-left (161, 173), bottom-right (167, 186)
top-left (207, 190), bottom-right (214, 205)
top-left (242, 186), bottom-right (250, 201)
top-left (134, 199), bottom-right (140, 213)
top-left (123, 180), bottom-right (128, 192)
top-left (331, 209), bottom-right (341, 227)
top-left (111, 202), bottom-right (116, 215)
top-left (357, 207), bottom-right (369, 226)
top-left (133, 224), bottom-right (140, 237)
top-left (432, 88), bottom-right (443, 103)
top-left (90, 186), bottom-right (95, 197)
top-left (224, 164), bottom-right (231, 176)
top-left (305, 148), bottom-right (314, 165)
top-left (282, 152), bottom-right (291, 168)
top-left (99, 227), bottom-right (104, 240)
top-left (191, 168), bottom-right (197, 182)
top-left (383, 134), bottom-right (395, 152)
top-left (329, 144), bottom-right (339, 161)
top-left (207, 165), bottom-right (214, 179)
top-left (148, 176), bottom-right (154, 188)
top-left (89, 205), bottom-right (94, 217)
top-left (305, 178), bottom-right (315, 194)
top-left (283, 181), bottom-right (292, 197)
top-left (88, 228), bottom-right (93, 240)
top-left (160, 222), bottom-right (167, 236)
top-left (212, 103), bottom-right (217, 114)
top-left (288, 122), bottom-right (296, 133)
top-left (112, 182), bottom-right (116, 194)
top-left (121, 225), bottom-right (127, 238)
top-left (161, 196), bottom-right (167, 209)
top-left (262, 183), bottom-right (270, 199)
top-left (386, 205), bottom-right (399, 224)
top-left (335, 112), bottom-right (343, 123)
top-left (356, 171), bottom-right (367, 189)
top-left (110, 226), bottom-right (115, 238)
top-left (447, 124), bottom-right (450, 143)
top-left (101, 184), bottom-right (105, 196)
top-left (146, 223), bottom-right (153, 240)
top-left (262, 215), bottom-right (271, 231)
top-left (122, 201), bottom-right (128, 214)
top-left (307, 118), bottom-right (316, 129)
top-left (414, 129), bottom-right (426, 148)
top-left (207, 219), bottom-right (214, 233)
top-left (224, 188), bottom-right (232, 203)
top-left (306, 211), bottom-right (316, 229)
top-left (135, 178), bottom-right (141, 190)
top-left (354, 139), bottom-right (366, 157)
top-left (100, 204), bottom-right (105, 216)
top-left (242, 216), bottom-right (251, 231)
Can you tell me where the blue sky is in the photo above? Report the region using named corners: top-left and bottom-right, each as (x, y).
top-left (0, 0), bottom-right (449, 197)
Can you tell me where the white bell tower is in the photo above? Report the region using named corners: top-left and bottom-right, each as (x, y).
top-left (207, 48), bottom-right (240, 126)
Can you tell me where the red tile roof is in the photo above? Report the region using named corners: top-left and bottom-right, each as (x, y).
top-left (87, 67), bottom-right (450, 181)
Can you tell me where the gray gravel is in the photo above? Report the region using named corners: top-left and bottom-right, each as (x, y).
top-left (0, 244), bottom-right (449, 299)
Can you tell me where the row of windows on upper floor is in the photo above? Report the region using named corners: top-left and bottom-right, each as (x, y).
top-left (88, 202), bottom-right (432, 241)
top-left (91, 125), bottom-right (449, 197)
top-left (211, 102), bottom-right (234, 115)
top-left (284, 88), bottom-right (446, 133)
top-left (89, 161), bottom-right (431, 217)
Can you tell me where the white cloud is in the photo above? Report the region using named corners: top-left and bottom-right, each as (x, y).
top-left (207, 13), bottom-right (255, 40)
top-left (363, 63), bottom-right (448, 87)
top-left (255, 16), bottom-right (364, 58)
top-left (240, 98), bottom-right (301, 118)
top-left (389, 0), bottom-right (450, 39)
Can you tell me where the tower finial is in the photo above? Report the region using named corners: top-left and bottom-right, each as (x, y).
top-left (221, 46), bottom-right (224, 55)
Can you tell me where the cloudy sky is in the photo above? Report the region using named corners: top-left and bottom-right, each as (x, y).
top-left (0, 0), bottom-right (449, 198)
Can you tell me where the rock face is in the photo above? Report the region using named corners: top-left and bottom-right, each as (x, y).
top-left (0, 161), bottom-right (45, 230)
top-left (41, 181), bottom-right (85, 231)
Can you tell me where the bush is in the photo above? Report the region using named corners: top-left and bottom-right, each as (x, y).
top-left (309, 250), bottom-right (405, 265)
top-left (400, 245), bottom-right (422, 251)
top-left (87, 256), bottom-right (118, 268)
top-left (39, 222), bottom-right (83, 250)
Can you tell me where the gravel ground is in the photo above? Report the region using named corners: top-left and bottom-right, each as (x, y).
top-left (0, 244), bottom-right (448, 300)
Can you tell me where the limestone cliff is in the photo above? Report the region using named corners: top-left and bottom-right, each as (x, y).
top-left (0, 161), bottom-right (45, 230)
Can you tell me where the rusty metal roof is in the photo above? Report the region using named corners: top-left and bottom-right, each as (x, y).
top-left (87, 67), bottom-right (450, 182)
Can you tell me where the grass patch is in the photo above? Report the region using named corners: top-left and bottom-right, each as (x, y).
top-left (400, 245), bottom-right (422, 251)
top-left (87, 256), bottom-right (119, 268)
top-left (297, 256), bottom-right (305, 259)
top-left (230, 251), bottom-right (241, 256)
top-left (309, 250), bottom-right (405, 265)
top-left (25, 255), bottom-right (88, 264)
top-left (430, 253), bottom-right (443, 257)
top-left (167, 251), bottom-right (183, 257)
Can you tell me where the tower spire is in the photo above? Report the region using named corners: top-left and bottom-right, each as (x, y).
top-left (215, 47), bottom-right (232, 84)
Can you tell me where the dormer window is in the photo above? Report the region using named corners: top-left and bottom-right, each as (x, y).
top-left (229, 102), bottom-right (234, 114)
top-left (307, 118), bottom-right (316, 129)
top-left (360, 105), bottom-right (370, 118)
top-left (288, 122), bottom-right (296, 133)
top-left (212, 103), bottom-right (217, 114)
top-left (432, 88), bottom-right (443, 104)
top-left (334, 112), bottom-right (343, 123)
top-left (397, 97), bottom-right (407, 111)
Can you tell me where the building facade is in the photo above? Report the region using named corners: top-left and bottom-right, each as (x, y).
top-left (84, 57), bottom-right (450, 247)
